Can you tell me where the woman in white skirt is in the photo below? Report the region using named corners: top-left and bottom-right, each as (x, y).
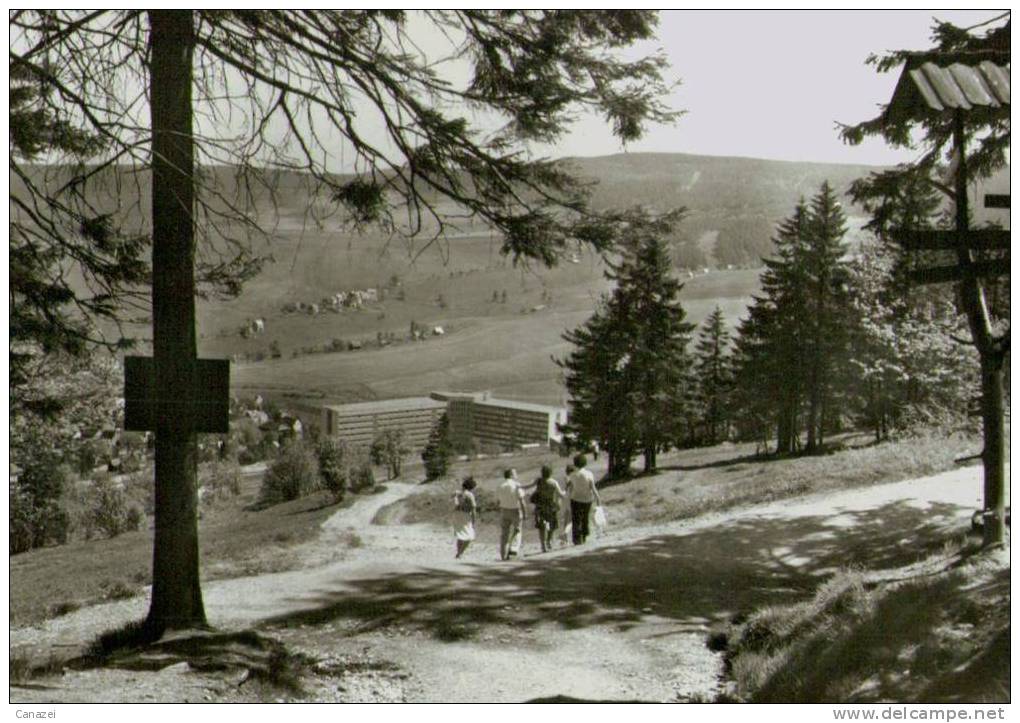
top-left (452, 477), bottom-right (478, 559)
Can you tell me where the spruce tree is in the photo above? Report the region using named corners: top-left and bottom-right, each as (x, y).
top-left (733, 201), bottom-right (810, 455)
top-left (560, 302), bottom-right (638, 478)
top-left (421, 414), bottom-right (453, 482)
top-left (801, 181), bottom-right (851, 451)
top-left (731, 183), bottom-right (851, 455)
top-left (693, 307), bottom-right (733, 445)
top-left (560, 209), bottom-right (694, 476)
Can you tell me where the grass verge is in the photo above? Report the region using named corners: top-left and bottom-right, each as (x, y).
top-left (713, 538), bottom-right (1010, 703)
top-left (10, 479), bottom-right (357, 627)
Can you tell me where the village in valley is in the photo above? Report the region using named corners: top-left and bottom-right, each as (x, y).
top-left (8, 9), bottom-right (1011, 711)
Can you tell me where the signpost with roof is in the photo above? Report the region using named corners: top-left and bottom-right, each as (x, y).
top-left (883, 50), bottom-right (1010, 546)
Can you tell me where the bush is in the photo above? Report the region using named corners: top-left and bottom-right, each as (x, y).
top-left (260, 440), bottom-right (320, 504)
top-left (200, 460), bottom-right (243, 508)
top-left (10, 485), bottom-right (38, 554)
top-left (371, 429), bottom-right (409, 480)
top-left (349, 452), bottom-right (376, 493)
top-left (9, 457), bottom-right (71, 553)
top-left (121, 471), bottom-right (155, 515)
top-left (88, 476), bottom-right (135, 538)
top-left (316, 438), bottom-right (348, 501)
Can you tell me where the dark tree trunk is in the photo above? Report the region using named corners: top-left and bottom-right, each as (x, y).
top-left (806, 385), bottom-right (819, 452)
top-left (145, 10), bottom-right (208, 633)
top-left (952, 112), bottom-right (1007, 547)
top-left (643, 445), bottom-right (656, 474)
top-left (979, 354), bottom-right (1007, 545)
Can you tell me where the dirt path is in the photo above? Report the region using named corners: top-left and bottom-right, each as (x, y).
top-left (10, 466), bottom-right (997, 703)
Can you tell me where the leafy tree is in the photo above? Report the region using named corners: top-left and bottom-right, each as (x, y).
top-left (9, 422), bottom-right (72, 552)
top-left (841, 14), bottom-right (1009, 545)
top-left (845, 247), bottom-right (979, 440)
top-left (316, 438), bottom-right (349, 501)
top-left (560, 209), bottom-right (694, 476)
top-left (370, 428), bottom-right (409, 480)
top-left (10, 9), bottom-right (680, 634)
top-left (693, 307), bottom-right (733, 445)
top-left (259, 440), bottom-right (319, 505)
top-left (421, 413), bottom-right (454, 481)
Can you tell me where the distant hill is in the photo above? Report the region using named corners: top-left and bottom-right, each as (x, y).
top-left (12, 152), bottom-right (1008, 407)
top-left (564, 152), bottom-right (1008, 267)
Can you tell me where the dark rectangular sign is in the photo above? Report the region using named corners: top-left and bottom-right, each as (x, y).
top-left (906, 258), bottom-right (1010, 285)
top-left (893, 229), bottom-right (1011, 251)
top-left (985, 194), bottom-right (1010, 209)
top-left (124, 356), bottom-right (230, 433)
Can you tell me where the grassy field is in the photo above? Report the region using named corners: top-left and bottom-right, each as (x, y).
top-left (8, 467), bottom-right (363, 628)
top-left (225, 265), bottom-right (760, 408)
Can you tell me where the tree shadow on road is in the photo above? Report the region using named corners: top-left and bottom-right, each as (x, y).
top-left (259, 499), bottom-right (973, 644)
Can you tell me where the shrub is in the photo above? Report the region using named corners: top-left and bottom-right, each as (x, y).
top-left (102, 580), bottom-right (136, 601)
top-left (121, 471), bottom-right (155, 515)
top-left (349, 455), bottom-right (376, 493)
top-left (124, 505), bottom-right (145, 532)
top-left (10, 485), bottom-right (38, 554)
top-left (259, 440), bottom-right (319, 504)
top-left (201, 460), bottom-right (243, 508)
top-left (371, 428), bottom-right (409, 480)
top-left (89, 476), bottom-right (134, 538)
top-left (49, 600), bottom-right (82, 618)
top-left (316, 438), bottom-right (348, 501)
top-left (9, 459), bottom-right (71, 553)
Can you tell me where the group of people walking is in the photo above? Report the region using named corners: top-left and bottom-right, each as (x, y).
top-left (452, 454), bottom-right (602, 560)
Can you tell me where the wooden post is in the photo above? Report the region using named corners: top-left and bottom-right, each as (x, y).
top-left (146, 9), bottom-right (208, 632)
top-left (952, 111), bottom-right (1007, 547)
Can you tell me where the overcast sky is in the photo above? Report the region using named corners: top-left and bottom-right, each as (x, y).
top-left (540, 9), bottom-right (1007, 167)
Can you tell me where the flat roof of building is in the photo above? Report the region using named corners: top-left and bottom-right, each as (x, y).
top-left (324, 397), bottom-right (446, 415)
top-left (430, 390), bottom-right (485, 402)
top-left (475, 397), bottom-right (566, 415)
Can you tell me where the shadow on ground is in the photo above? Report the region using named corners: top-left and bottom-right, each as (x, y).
top-left (260, 498), bottom-right (972, 643)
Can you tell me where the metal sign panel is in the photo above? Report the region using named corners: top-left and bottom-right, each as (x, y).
top-left (985, 194), bottom-right (1010, 209)
top-left (124, 356), bottom-right (230, 433)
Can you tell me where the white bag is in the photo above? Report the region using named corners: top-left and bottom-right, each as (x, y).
top-left (593, 505), bottom-right (607, 533)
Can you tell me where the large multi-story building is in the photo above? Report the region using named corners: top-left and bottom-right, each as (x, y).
top-left (321, 391), bottom-right (567, 454)
top-left (321, 397), bottom-right (446, 451)
top-left (430, 391), bottom-right (567, 451)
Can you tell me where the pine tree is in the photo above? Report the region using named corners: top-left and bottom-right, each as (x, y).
top-left (693, 307), bottom-right (733, 445)
top-left (801, 181), bottom-right (851, 451)
top-left (731, 183), bottom-right (851, 455)
top-left (421, 414), bottom-right (454, 482)
top-left (559, 209), bottom-right (694, 476)
top-left (560, 302), bottom-right (638, 478)
top-left (733, 200), bottom-right (810, 455)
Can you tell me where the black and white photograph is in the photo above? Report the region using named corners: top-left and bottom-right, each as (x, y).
top-left (8, 8), bottom-right (1010, 711)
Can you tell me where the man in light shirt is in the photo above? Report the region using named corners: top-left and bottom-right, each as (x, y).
top-left (566, 454), bottom-right (600, 545)
top-left (497, 468), bottom-right (526, 560)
